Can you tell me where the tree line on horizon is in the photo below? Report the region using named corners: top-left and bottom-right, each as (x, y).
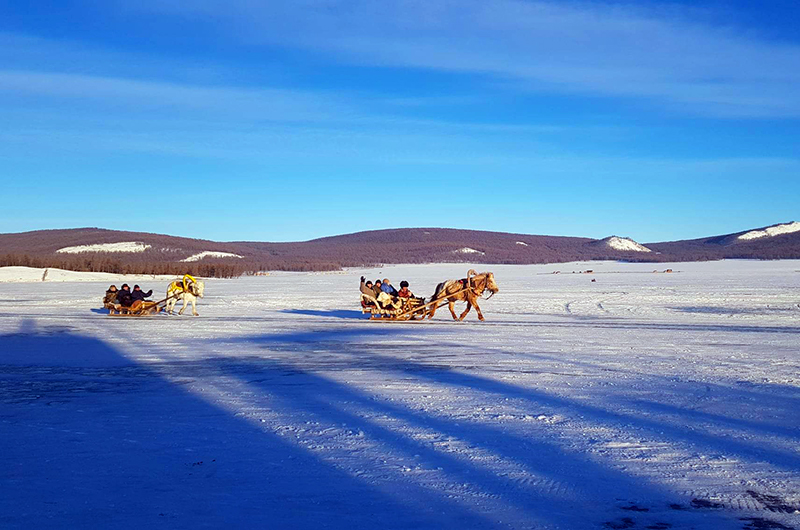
top-left (2, 226), bottom-right (799, 278)
top-left (0, 253), bottom-right (343, 278)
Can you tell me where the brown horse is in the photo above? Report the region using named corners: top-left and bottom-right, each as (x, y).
top-left (427, 270), bottom-right (499, 321)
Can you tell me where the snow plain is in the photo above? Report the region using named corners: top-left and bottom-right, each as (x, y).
top-left (1, 261), bottom-right (799, 529)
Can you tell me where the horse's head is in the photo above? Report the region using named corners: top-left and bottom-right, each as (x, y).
top-left (193, 280), bottom-right (205, 298)
top-left (482, 272), bottom-right (499, 298)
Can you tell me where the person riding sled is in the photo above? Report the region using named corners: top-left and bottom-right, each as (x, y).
top-left (103, 285), bottom-right (118, 307)
top-left (397, 281), bottom-right (413, 299)
top-left (381, 278), bottom-right (398, 296)
top-left (360, 276), bottom-right (375, 298)
top-left (131, 285), bottom-right (153, 303)
top-left (116, 284), bottom-right (134, 307)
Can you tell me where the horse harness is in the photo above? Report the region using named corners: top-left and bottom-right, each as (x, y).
top-left (170, 274), bottom-right (198, 295)
top-left (461, 275), bottom-right (485, 299)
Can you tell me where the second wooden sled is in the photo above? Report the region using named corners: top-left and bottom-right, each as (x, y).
top-left (108, 299), bottom-right (163, 317)
top-left (361, 282), bottom-right (473, 321)
top-left (362, 295), bottom-right (429, 321)
top-left (106, 289), bottom-right (186, 317)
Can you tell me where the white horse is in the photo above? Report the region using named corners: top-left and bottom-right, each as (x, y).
top-left (165, 275), bottom-right (205, 316)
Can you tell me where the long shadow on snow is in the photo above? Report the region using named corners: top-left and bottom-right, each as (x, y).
top-left (218, 327), bottom-right (800, 473)
top-left (669, 306), bottom-right (800, 317)
top-left (488, 315), bottom-right (800, 335)
top-left (416, 345), bottom-right (800, 474)
top-left (502, 346), bottom-right (800, 411)
top-left (513, 348), bottom-right (800, 422)
top-left (0, 326), bottom-right (499, 530)
top-left (206, 355), bottom-right (750, 529)
top-left (205, 329), bottom-right (782, 528)
top-left (631, 399), bottom-right (800, 441)
top-left (281, 308), bottom-right (367, 320)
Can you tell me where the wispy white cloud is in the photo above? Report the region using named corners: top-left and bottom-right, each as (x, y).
top-left (2, 114), bottom-right (797, 176)
top-left (0, 63), bottom-right (610, 134)
top-left (0, 70), bottom-right (356, 122)
top-left (131, 0), bottom-right (800, 118)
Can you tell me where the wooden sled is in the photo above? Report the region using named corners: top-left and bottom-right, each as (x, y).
top-left (108, 299), bottom-right (163, 317)
top-left (362, 281), bottom-right (473, 321)
top-left (363, 295), bottom-right (429, 321)
top-left (105, 290), bottom-right (185, 317)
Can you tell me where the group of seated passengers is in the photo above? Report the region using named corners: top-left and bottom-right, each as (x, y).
top-left (104, 284), bottom-right (153, 310)
top-left (360, 276), bottom-right (416, 309)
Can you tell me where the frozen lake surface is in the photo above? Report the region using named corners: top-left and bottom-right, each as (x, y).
top-left (1, 261), bottom-right (799, 529)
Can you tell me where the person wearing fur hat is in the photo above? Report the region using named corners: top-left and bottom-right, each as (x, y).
top-left (397, 281), bottom-right (414, 299)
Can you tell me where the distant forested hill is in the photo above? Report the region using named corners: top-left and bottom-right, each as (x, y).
top-left (2, 222), bottom-right (799, 277)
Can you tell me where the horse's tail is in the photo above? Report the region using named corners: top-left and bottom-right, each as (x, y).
top-left (427, 281), bottom-right (446, 319)
top-left (432, 281), bottom-right (446, 301)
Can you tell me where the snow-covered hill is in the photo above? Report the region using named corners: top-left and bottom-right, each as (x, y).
top-left (56, 242), bottom-right (151, 253)
top-left (181, 251), bottom-right (244, 262)
top-left (601, 236), bottom-right (652, 253)
top-left (54, 240), bottom-right (245, 263)
top-left (4, 224), bottom-right (800, 278)
top-left (453, 247), bottom-right (485, 256)
top-left (738, 221), bottom-right (800, 241)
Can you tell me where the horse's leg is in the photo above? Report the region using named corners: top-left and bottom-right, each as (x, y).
top-left (191, 295), bottom-right (199, 316)
top-left (459, 300), bottom-right (472, 321)
top-left (448, 299), bottom-right (459, 320)
top-left (473, 298), bottom-right (485, 321)
top-left (178, 296), bottom-right (187, 315)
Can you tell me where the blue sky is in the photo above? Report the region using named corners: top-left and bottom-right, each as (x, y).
top-left (1, 0), bottom-right (798, 242)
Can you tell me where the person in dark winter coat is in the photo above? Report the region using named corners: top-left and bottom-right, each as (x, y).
top-left (131, 285), bottom-right (153, 303)
top-left (372, 279), bottom-right (383, 298)
top-left (116, 284), bottom-right (134, 307)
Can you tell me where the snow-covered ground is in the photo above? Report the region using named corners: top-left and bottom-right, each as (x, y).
top-left (1, 261), bottom-right (799, 529)
top-left (0, 266), bottom-right (175, 283)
